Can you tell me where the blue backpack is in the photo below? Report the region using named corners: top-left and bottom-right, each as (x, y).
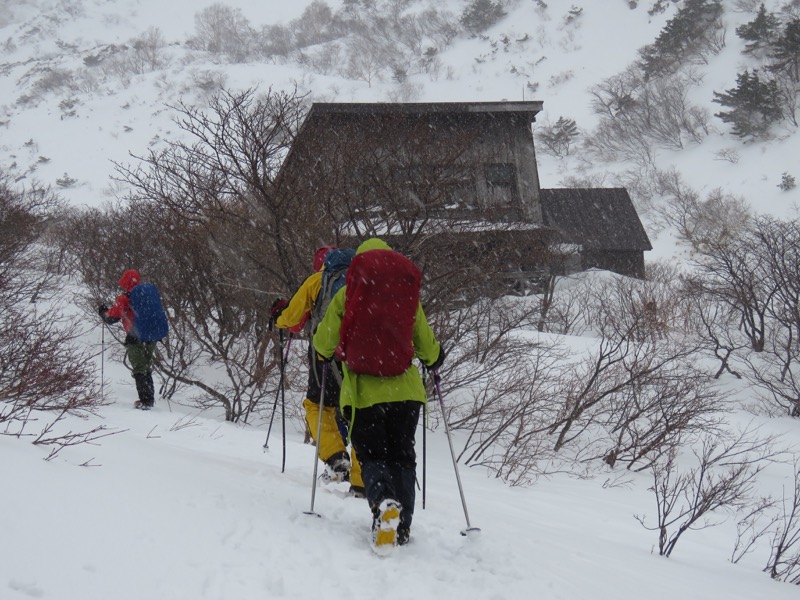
top-left (129, 283), bottom-right (169, 342)
top-left (311, 248), bottom-right (355, 331)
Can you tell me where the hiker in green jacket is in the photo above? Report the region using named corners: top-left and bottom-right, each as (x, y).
top-left (313, 238), bottom-right (444, 552)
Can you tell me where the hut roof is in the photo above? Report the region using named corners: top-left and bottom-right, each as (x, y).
top-left (540, 188), bottom-right (652, 251)
top-left (305, 101), bottom-right (544, 118)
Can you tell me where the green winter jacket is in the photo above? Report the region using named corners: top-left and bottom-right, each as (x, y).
top-left (312, 238), bottom-right (441, 413)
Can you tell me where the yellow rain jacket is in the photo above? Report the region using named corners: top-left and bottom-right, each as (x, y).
top-left (275, 270), bottom-right (322, 333)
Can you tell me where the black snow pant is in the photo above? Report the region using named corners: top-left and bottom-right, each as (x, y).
top-left (306, 342), bottom-right (343, 407)
top-left (133, 371), bottom-right (155, 407)
top-left (126, 339), bottom-right (156, 407)
top-left (349, 400), bottom-right (421, 532)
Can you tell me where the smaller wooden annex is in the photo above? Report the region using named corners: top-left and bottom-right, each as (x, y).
top-left (274, 101), bottom-right (652, 295)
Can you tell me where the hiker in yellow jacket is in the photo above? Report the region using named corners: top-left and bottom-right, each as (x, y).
top-left (271, 246), bottom-right (364, 496)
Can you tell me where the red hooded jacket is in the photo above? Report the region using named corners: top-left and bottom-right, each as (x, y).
top-left (105, 269), bottom-right (140, 334)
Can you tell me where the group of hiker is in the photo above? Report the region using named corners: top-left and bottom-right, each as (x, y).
top-left (98, 237), bottom-right (444, 552)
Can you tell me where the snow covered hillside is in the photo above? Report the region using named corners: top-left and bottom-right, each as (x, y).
top-left (3, 1), bottom-right (800, 598)
top-left (1, 0), bottom-right (797, 236)
top-left (2, 369), bottom-right (799, 600)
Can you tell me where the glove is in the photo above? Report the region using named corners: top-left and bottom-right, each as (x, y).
top-left (269, 297), bottom-right (289, 329)
top-left (425, 345), bottom-right (445, 373)
top-left (98, 304), bottom-right (120, 325)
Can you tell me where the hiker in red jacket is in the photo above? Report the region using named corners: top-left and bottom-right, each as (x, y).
top-left (99, 269), bottom-right (156, 410)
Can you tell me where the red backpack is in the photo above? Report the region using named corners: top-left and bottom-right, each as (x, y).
top-left (336, 249), bottom-right (422, 377)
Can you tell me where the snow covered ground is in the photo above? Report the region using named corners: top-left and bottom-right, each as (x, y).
top-left (2, 351), bottom-right (798, 600)
top-left (3, 0), bottom-right (800, 598)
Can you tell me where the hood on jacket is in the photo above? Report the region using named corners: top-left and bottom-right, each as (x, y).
top-left (118, 269), bottom-right (141, 292)
top-left (313, 246), bottom-right (336, 271)
top-left (356, 238), bottom-right (392, 255)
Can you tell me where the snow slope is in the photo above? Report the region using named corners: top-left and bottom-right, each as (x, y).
top-left (2, 356), bottom-right (798, 600)
top-left (3, 1), bottom-right (800, 598)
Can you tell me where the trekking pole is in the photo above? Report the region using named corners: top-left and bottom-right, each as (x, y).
top-left (433, 372), bottom-right (481, 537)
top-left (263, 332), bottom-right (292, 456)
top-left (421, 368), bottom-right (428, 510)
top-left (280, 336), bottom-right (288, 474)
top-left (304, 362), bottom-right (327, 518)
top-left (100, 323), bottom-right (105, 402)
top-left (423, 401), bottom-right (428, 510)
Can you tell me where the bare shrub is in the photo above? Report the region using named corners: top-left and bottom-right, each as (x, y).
top-left (730, 497), bottom-right (780, 565)
top-left (651, 168), bottom-right (751, 252)
top-left (62, 88), bottom-right (311, 423)
top-left (775, 75), bottom-right (800, 127)
top-left (257, 24), bottom-right (294, 58)
top-left (341, 32), bottom-right (387, 86)
top-left (187, 3), bottom-right (255, 62)
top-left (386, 79), bottom-right (423, 102)
top-left (333, 0), bottom-right (461, 84)
top-left (188, 69), bottom-right (228, 97)
top-left (127, 27), bottom-right (168, 74)
top-left (546, 273), bottom-right (711, 458)
top-left (690, 214), bottom-right (800, 418)
top-left (636, 428), bottom-right (778, 557)
top-left (539, 272), bottom-right (594, 336)
top-left (455, 269), bottom-right (719, 482)
top-left (438, 299), bottom-right (567, 485)
top-left (765, 462), bottom-right (800, 583)
top-left (733, 0), bottom-right (762, 12)
top-left (304, 41), bottom-right (343, 75)
top-left (682, 276), bottom-right (749, 380)
top-left (31, 67), bottom-right (75, 96)
top-left (0, 175), bottom-right (109, 456)
top-left (714, 147), bottom-right (740, 163)
top-left (740, 217), bottom-right (800, 416)
top-left (73, 68), bottom-right (100, 94)
top-left (558, 171), bottom-right (610, 189)
top-left (586, 67), bottom-right (710, 167)
top-left (691, 223), bottom-right (772, 355)
top-left (292, 0), bottom-right (337, 47)
top-left (423, 8), bottom-right (460, 49)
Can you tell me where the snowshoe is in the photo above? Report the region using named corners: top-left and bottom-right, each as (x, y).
top-left (370, 499), bottom-right (401, 556)
top-left (319, 452), bottom-right (351, 484)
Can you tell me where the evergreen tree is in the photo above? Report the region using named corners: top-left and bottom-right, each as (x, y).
top-left (640, 0), bottom-right (723, 78)
top-left (537, 117), bottom-right (580, 157)
top-left (769, 17), bottom-right (800, 83)
top-left (460, 0), bottom-right (506, 35)
top-left (712, 70), bottom-right (784, 139)
top-left (735, 3), bottom-right (781, 56)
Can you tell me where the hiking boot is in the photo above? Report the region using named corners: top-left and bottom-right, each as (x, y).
top-left (320, 452), bottom-right (351, 484)
top-left (348, 485), bottom-right (366, 499)
top-left (134, 401), bottom-right (152, 411)
top-left (397, 527), bottom-right (410, 546)
top-left (371, 499), bottom-right (401, 555)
